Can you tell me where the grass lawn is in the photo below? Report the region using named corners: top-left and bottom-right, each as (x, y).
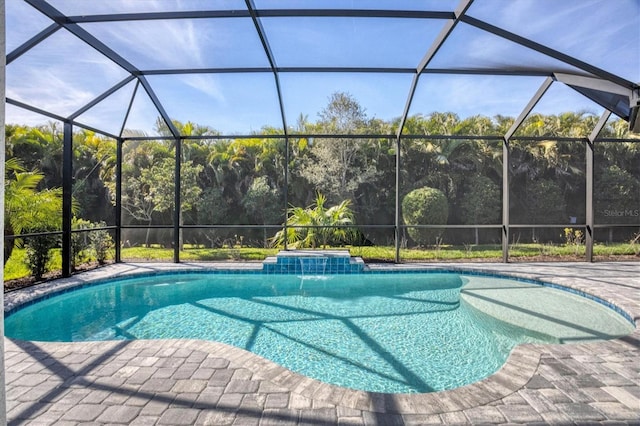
top-left (4, 241), bottom-right (638, 283)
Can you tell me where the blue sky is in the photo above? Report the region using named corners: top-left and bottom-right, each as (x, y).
top-left (5, 0), bottom-right (639, 135)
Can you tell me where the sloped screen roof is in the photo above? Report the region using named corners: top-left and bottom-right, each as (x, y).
top-left (6, 0), bottom-right (640, 138)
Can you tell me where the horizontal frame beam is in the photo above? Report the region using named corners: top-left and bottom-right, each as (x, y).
top-left (8, 222), bottom-right (637, 239)
top-left (65, 9), bottom-right (455, 23)
top-left (138, 67), bottom-right (558, 76)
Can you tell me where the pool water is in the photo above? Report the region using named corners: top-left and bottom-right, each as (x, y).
top-left (4, 272), bottom-right (633, 393)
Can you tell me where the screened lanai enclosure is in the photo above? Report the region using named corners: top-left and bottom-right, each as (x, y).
top-left (4, 0), bottom-right (640, 278)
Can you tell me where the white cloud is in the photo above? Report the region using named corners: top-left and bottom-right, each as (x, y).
top-left (412, 75), bottom-right (545, 119)
top-left (80, 20), bottom-right (205, 69)
top-left (177, 74), bottom-right (226, 103)
top-left (7, 67), bottom-right (96, 117)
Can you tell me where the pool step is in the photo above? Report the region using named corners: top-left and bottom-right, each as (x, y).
top-left (263, 250), bottom-right (366, 274)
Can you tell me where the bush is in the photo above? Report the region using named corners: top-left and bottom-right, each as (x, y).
top-left (71, 217), bottom-right (93, 271)
top-left (73, 218), bottom-right (115, 268)
top-left (459, 176), bottom-right (501, 225)
top-left (89, 223), bottom-right (114, 265)
top-left (402, 186), bottom-right (449, 246)
top-left (459, 176), bottom-right (501, 244)
top-left (24, 233), bottom-right (58, 280)
top-left (595, 165), bottom-right (640, 224)
top-left (526, 179), bottom-right (566, 224)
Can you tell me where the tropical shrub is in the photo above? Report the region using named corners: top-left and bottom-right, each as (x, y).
top-left (271, 192), bottom-right (356, 249)
top-left (243, 176), bottom-right (282, 247)
top-left (594, 165), bottom-right (640, 224)
top-left (89, 222), bottom-right (114, 264)
top-left (24, 232), bottom-right (58, 280)
top-left (4, 158), bottom-right (67, 279)
top-left (525, 179), bottom-right (566, 224)
top-left (71, 217), bottom-right (93, 270)
top-left (459, 176), bottom-right (501, 244)
top-left (402, 187), bottom-right (449, 246)
top-left (4, 158), bottom-right (63, 262)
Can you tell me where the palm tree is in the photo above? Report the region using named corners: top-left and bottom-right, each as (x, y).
top-left (272, 193), bottom-right (356, 249)
top-left (4, 158), bottom-right (64, 262)
top-left (4, 123), bottom-right (29, 159)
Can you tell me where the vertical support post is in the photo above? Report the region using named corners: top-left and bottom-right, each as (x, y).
top-left (115, 138), bottom-right (123, 263)
top-left (62, 122), bottom-right (73, 277)
top-left (1, 0), bottom-right (8, 420)
top-left (585, 138), bottom-right (594, 262)
top-left (586, 110), bottom-right (611, 262)
top-left (502, 137), bottom-right (510, 262)
top-left (173, 137), bottom-right (181, 263)
top-left (395, 135), bottom-right (402, 263)
top-left (283, 137), bottom-right (289, 251)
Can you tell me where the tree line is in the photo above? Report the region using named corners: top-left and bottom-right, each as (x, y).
top-left (5, 92), bottom-right (639, 252)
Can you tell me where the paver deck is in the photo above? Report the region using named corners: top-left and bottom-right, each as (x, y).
top-left (4, 262), bottom-right (640, 425)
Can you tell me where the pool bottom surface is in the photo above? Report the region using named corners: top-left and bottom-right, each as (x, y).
top-left (5, 272), bottom-right (632, 394)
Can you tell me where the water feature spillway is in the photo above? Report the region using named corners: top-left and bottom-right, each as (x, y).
top-left (262, 250), bottom-right (366, 274)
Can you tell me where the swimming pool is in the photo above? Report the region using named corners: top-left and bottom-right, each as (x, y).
top-left (4, 270), bottom-right (634, 394)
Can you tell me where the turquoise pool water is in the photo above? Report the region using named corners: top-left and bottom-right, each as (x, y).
top-left (4, 272), bottom-right (632, 393)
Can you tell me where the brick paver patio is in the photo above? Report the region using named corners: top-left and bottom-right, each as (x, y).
top-left (4, 262), bottom-right (639, 425)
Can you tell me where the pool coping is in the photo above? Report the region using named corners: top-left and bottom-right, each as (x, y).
top-left (4, 261), bottom-right (640, 418)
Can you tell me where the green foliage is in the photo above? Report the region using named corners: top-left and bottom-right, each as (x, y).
top-left (298, 92), bottom-right (384, 205)
top-left (525, 179), bottom-right (566, 224)
top-left (243, 176), bottom-right (281, 224)
top-left (518, 111), bottom-right (599, 138)
top-left (71, 217), bottom-right (93, 270)
top-left (318, 92), bottom-right (368, 133)
top-left (5, 122), bottom-right (64, 186)
top-left (71, 219), bottom-right (115, 268)
top-left (563, 227), bottom-right (585, 256)
top-left (459, 176), bottom-right (501, 244)
top-left (594, 165), bottom-right (640, 224)
top-left (140, 158), bottom-right (204, 213)
top-left (120, 246), bottom-right (278, 262)
top-left (71, 218), bottom-right (115, 268)
top-left (243, 176), bottom-right (282, 246)
top-left (89, 222), bottom-right (115, 264)
top-left (4, 154), bottom-right (77, 277)
top-left (199, 187), bottom-right (231, 224)
top-left (5, 97), bottom-right (639, 261)
top-left (402, 187), bottom-right (449, 245)
top-left (3, 248), bottom-right (31, 281)
top-left (25, 233), bottom-right (59, 280)
top-left (272, 193), bottom-right (357, 249)
top-left (72, 130), bottom-right (116, 222)
top-left (563, 228), bottom-right (584, 245)
top-left (120, 140), bottom-right (173, 227)
top-left (4, 158), bottom-right (64, 262)
top-left (459, 176), bottom-right (501, 225)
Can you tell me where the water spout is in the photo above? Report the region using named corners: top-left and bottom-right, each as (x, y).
top-left (298, 256), bottom-right (328, 277)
